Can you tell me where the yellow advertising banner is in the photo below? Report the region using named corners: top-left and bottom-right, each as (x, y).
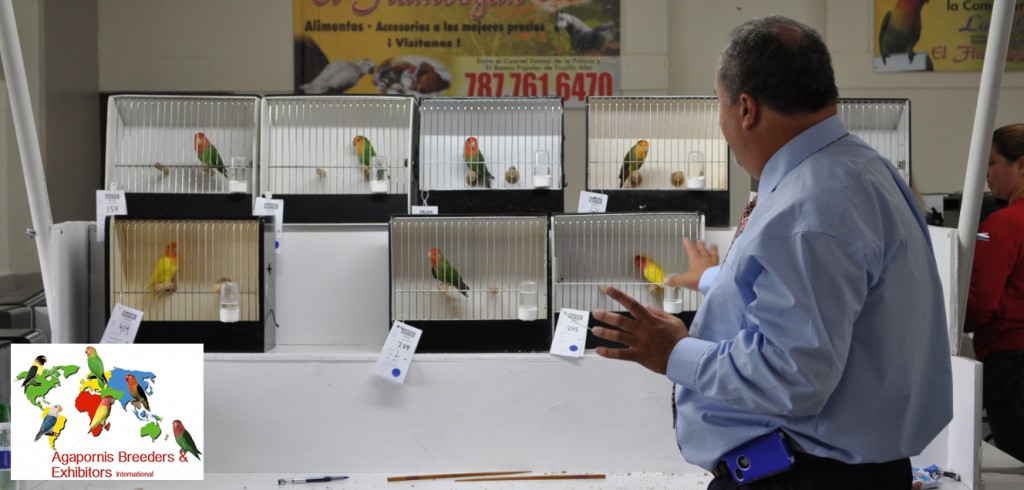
top-left (873, 0), bottom-right (1024, 72)
top-left (293, 0), bottom-right (621, 107)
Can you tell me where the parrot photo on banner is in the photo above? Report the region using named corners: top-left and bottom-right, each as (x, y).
top-left (21, 355), bottom-right (46, 393)
top-left (35, 404), bottom-right (61, 441)
top-left (878, 0), bottom-right (929, 65)
top-left (87, 396), bottom-right (114, 434)
top-left (353, 135), bottom-right (376, 179)
top-left (428, 247), bottom-right (470, 297)
top-left (193, 132), bottom-right (227, 177)
top-left (464, 137), bottom-right (495, 188)
top-left (300, 58), bottom-right (375, 95)
top-left (126, 373), bottom-right (151, 412)
top-left (85, 346), bottom-right (106, 388)
top-left (148, 242), bottom-right (178, 294)
top-left (173, 420), bottom-right (203, 461)
top-left (618, 140), bottom-right (650, 187)
top-left (635, 254), bottom-right (667, 289)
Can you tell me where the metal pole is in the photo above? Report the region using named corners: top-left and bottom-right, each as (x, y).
top-left (956, 0), bottom-right (1015, 353)
top-left (0, 0), bottom-right (57, 333)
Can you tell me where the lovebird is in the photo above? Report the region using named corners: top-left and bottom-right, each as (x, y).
top-left (87, 396), bottom-right (114, 434)
top-left (85, 346), bottom-right (106, 388)
top-left (879, 0), bottom-right (929, 65)
top-left (35, 404), bottom-right (61, 442)
top-left (618, 140), bottom-right (650, 187)
top-left (428, 247), bottom-right (470, 297)
top-left (148, 242), bottom-right (178, 293)
top-left (635, 254), bottom-right (667, 289)
top-left (22, 355), bottom-right (46, 393)
top-left (173, 420), bottom-right (202, 461)
top-left (194, 132), bottom-right (227, 177)
top-left (126, 373), bottom-right (151, 412)
top-left (464, 137), bottom-right (495, 188)
top-left (353, 135), bottom-right (376, 178)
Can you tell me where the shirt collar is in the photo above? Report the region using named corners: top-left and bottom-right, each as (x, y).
top-left (758, 114), bottom-right (848, 194)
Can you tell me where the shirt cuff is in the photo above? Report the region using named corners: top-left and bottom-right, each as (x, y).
top-left (698, 266), bottom-right (720, 295)
top-left (667, 337), bottom-right (716, 390)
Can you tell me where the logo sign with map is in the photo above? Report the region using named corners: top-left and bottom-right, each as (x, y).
top-left (9, 344), bottom-right (204, 481)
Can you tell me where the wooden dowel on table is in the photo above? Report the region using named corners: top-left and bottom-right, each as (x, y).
top-left (387, 471), bottom-right (530, 482)
top-left (456, 474), bottom-right (607, 482)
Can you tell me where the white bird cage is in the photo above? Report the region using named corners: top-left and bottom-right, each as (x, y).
top-left (586, 96), bottom-right (730, 225)
top-left (106, 216), bottom-right (276, 352)
top-left (551, 212), bottom-right (704, 347)
top-left (837, 98), bottom-right (910, 184)
top-left (389, 215), bottom-right (550, 352)
top-left (104, 95), bottom-right (259, 216)
top-left (260, 95), bottom-right (415, 223)
top-left (418, 97), bottom-right (564, 214)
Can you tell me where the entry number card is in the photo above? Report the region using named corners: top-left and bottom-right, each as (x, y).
top-left (95, 189), bottom-right (127, 241)
top-left (577, 191), bottom-right (608, 213)
top-left (374, 321), bottom-right (423, 384)
top-left (253, 197), bottom-right (284, 254)
top-left (100, 303), bottom-right (144, 344)
top-left (550, 308), bottom-right (589, 358)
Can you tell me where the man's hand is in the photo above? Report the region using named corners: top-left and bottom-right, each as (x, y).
top-left (592, 286), bottom-right (690, 374)
top-left (665, 237), bottom-right (719, 291)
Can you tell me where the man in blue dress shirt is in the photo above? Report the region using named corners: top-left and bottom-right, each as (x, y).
top-left (593, 15), bottom-right (952, 489)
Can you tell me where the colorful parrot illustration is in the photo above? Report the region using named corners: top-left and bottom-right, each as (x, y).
top-left (353, 135), bottom-right (376, 179)
top-left (879, 0), bottom-right (929, 65)
top-left (193, 132), bottom-right (227, 177)
top-left (299, 58), bottom-right (375, 95)
top-left (126, 373), bottom-right (151, 412)
top-left (35, 404), bottom-right (61, 441)
top-left (635, 254), bottom-right (667, 289)
top-left (618, 140), bottom-right (650, 187)
top-left (87, 396), bottom-right (114, 434)
top-left (21, 355), bottom-right (46, 393)
top-left (428, 247), bottom-right (470, 297)
top-left (464, 137), bottom-right (495, 188)
top-left (173, 420), bottom-right (202, 461)
top-left (85, 346), bottom-right (106, 388)
top-left (148, 242), bottom-right (178, 293)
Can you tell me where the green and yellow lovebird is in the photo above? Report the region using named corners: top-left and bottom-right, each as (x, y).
top-left (878, 0), bottom-right (928, 65)
top-left (193, 132), bottom-right (227, 177)
top-left (85, 346), bottom-right (106, 389)
top-left (428, 247), bottom-right (469, 297)
top-left (618, 140), bottom-right (650, 187)
top-left (464, 137), bottom-right (495, 188)
top-left (635, 254), bottom-right (667, 289)
top-left (173, 420), bottom-right (202, 461)
top-left (21, 355), bottom-right (46, 393)
top-left (352, 135), bottom-right (376, 179)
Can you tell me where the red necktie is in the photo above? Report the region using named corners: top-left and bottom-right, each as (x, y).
top-left (672, 194), bottom-right (758, 428)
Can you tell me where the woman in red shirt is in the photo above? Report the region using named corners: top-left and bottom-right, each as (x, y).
top-left (967, 123), bottom-right (1024, 462)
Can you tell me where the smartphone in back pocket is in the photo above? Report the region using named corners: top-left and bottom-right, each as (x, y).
top-left (723, 430), bottom-right (795, 484)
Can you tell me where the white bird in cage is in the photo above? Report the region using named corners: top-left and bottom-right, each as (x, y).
top-left (299, 58), bottom-right (375, 95)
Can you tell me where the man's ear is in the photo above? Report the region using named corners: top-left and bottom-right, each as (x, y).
top-left (738, 93), bottom-right (758, 130)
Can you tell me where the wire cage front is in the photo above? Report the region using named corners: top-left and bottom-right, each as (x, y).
top-left (260, 96), bottom-right (415, 223)
top-left (837, 98), bottom-right (910, 184)
top-left (105, 95), bottom-right (260, 217)
top-left (552, 212), bottom-right (704, 348)
top-left (418, 97), bottom-right (564, 214)
top-left (586, 97), bottom-right (729, 225)
top-left (390, 215), bottom-right (550, 352)
top-left (106, 216), bottom-right (276, 352)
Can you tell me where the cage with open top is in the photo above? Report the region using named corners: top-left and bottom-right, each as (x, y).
top-left (260, 95), bottom-right (416, 223)
top-left (836, 98), bottom-right (911, 183)
top-left (586, 96), bottom-right (729, 226)
top-left (417, 97), bottom-right (564, 214)
top-left (551, 212), bottom-right (704, 349)
top-left (104, 95), bottom-right (259, 217)
top-left (105, 216), bottom-right (276, 352)
top-left (389, 215), bottom-right (550, 352)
